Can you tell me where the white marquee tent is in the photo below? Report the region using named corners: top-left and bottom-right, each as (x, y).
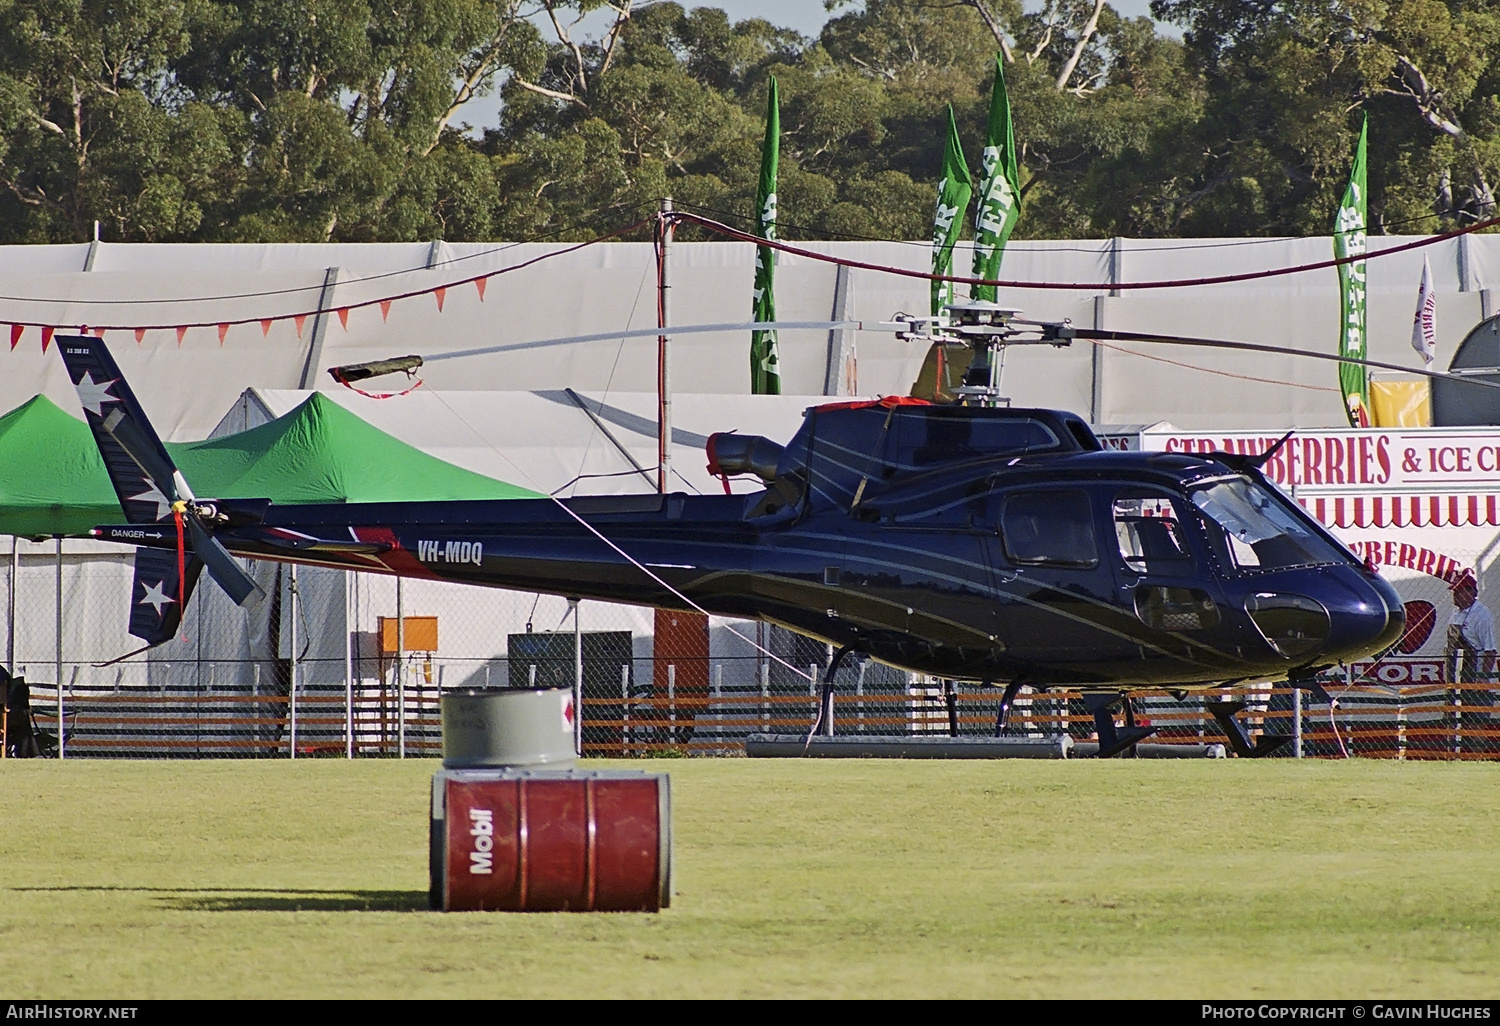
top-left (1, 233), bottom-right (1495, 438)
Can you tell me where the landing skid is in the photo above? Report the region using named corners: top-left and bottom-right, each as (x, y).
top-left (993, 679), bottom-right (1026, 737)
top-left (1205, 700), bottom-right (1293, 758)
top-left (813, 645), bottom-right (857, 737)
top-left (1084, 692), bottom-right (1156, 759)
top-left (1290, 673), bottom-right (1334, 706)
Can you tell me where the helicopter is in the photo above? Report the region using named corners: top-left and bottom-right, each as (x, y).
top-left (57, 305), bottom-right (1407, 758)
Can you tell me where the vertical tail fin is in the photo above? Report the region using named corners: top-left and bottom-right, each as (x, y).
top-left (128, 546), bottom-right (205, 645)
top-left (56, 334), bottom-right (192, 524)
top-left (56, 335), bottom-right (264, 612)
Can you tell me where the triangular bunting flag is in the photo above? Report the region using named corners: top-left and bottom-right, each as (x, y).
top-left (434, 288), bottom-right (446, 313)
top-left (217, 323), bottom-right (229, 345)
top-left (475, 277), bottom-right (488, 302)
top-left (9, 324), bottom-right (22, 350)
top-left (294, 314), bottom-right (307, 338)
top-left (337, 308), bottom-right (350, 331)
top-left (176, 326), bottom-right (188, 346)
top-left (90, 327), bottom-right (104, 338)
top-left (134, 328), bottom-right (146, 344)
top-left (380, 300), bottom-right (392, 321)
top-left (41, 326), bottom-right (54, 352)
top-left (261, 319), bottom-right (273, 337)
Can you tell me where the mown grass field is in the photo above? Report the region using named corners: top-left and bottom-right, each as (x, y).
top-left (2, 757), bottom-right (1498, 999)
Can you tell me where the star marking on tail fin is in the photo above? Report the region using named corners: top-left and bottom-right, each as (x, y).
top-left (126, 479), bottom-right (173, 521)
top-left (137, 580), bottom-right (175, 615)
top-left (74, 370), bottom-right (120, 416)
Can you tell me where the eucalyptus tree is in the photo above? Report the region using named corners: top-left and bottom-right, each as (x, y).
top-left (1151, 0), bottom-right (1500, 234)
top-left (0, 0), bottom-right (235, 241)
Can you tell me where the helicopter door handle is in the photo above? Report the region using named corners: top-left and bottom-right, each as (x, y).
top-left (995, 569), bottom-right (1020, 584)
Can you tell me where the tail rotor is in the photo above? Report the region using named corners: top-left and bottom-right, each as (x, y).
top-left (56, 336), bottom-right (265, 626)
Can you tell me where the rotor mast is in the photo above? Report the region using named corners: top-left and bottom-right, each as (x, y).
top-left (657, 197), bottom-right (674, 493)
top-left (923, 301), bottom-right (1076, 407)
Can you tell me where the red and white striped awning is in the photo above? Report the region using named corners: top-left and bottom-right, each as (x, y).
top-left (1300, 493), bottom-right (1500, 529)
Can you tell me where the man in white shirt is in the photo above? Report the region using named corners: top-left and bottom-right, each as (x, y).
top-left (1446, 572), bottom-right (1497, 682)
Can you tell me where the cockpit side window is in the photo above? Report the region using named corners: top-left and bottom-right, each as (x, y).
top-left (1001, 490), bottom-right (1098, 568)
top-left (1189, 477), bottom-right (1354, 571)
top-left (1112, 493), bottom-right (1193, 576)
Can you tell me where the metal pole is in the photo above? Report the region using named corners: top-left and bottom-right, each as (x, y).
top-left (657, 196), bottom-right (674, 494)
top-left (1344, 662), bottom-right (1354, 757)
top-left (289, 565), bottom-right (298, 760)
top-left (1446, 654), bottom-right (1458, 756)
top-left (712, 663), bottom-right (722, 741)
top-left (7, 535), bottom-right (16, 674)
top-left (345, 571), bottom-right (354, 759)
top-left (253, 663), bottom-right (261, 756)
top-left (55, 538), bottom-right (64, 759)
top-left (620, 664), bottom-right (630, 756)
top-left (821, 644), bottom-right (835, 737)
top-left (196, 595), bottom-right (204, 758)
top-left (1397, 684), bottom-right (1407, 760)
top-left (855, 660), bottom-right (866, 733)
top-left (667, 663), bottom-right (676, 747)
top-left (1292, 685), bottom-right (1303, 758)
top-left (761, 661), bottom-right (770, 730)
top-left (396, 576), bottom-right (405, 758)
top-left (571, 598), bottom-right (582, 758)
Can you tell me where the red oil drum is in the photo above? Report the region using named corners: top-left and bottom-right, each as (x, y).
top-left (430, 769), bottom-right (671, 912)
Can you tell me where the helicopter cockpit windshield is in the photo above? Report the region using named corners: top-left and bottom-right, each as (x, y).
top-left (1189, 477), bottom-right (1355, 571)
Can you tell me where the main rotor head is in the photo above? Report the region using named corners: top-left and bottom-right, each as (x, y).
top-left (908, 301), bottom-right (1076, 407)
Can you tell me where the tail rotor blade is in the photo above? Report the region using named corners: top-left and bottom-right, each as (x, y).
top-left (98, 406), bottom-right (181, 496)
top-left (186, 517), bottom-right (265, 609)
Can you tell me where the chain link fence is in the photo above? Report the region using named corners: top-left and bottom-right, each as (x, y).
top-left (4, 538), bottom-right (1497, 760)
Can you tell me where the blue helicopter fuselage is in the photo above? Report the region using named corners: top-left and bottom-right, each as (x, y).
top-left (176, 401), bottom-right (1403, 690)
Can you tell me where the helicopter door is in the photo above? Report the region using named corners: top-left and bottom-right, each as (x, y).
top-left (840, 491), bottom-right (1000, 674)
top-left (1109, 492), bottom-right (1223, 661)
top-left (988, 487), bottom-right (1134, 675)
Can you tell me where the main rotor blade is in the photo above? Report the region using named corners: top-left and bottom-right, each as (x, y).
top-left (425, 320), bottom-right (878, 364)
top-left (1072, 328), bottom-right (1500, 391)
top-left (186, 517), bottom-right (265, 610)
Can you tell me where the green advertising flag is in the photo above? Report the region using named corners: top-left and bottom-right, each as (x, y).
top-left (1335, 116), bottom-right (1369, 428)
top-left (751, 76), bottom-right (781, 395)
top-left (931, 104), bottom-right (973, 318)
top-left (971, 56), bottom-right (1021, 302)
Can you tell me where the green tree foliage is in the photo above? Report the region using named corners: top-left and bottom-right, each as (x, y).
top-left (0, 0), bottom-right (1497, 243)
top-left (1153, 0), bottom-right (1500, 234)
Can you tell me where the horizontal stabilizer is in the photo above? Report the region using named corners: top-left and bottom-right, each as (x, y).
top-left (260, 527), bottom-right (390, 554)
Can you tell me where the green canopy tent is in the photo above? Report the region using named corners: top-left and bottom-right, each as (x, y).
top-left (0, 392), bottom-right (541, 538)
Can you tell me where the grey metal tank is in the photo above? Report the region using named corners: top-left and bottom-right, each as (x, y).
top-left (441, 687), bottom-right (578, 769)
